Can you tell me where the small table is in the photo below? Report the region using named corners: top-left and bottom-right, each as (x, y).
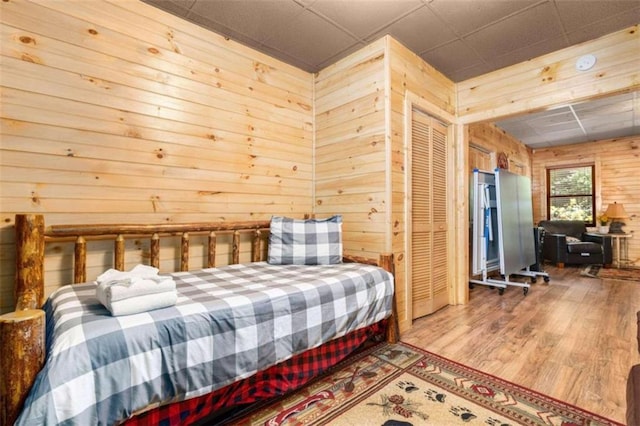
top-left (607, 233), bottom-right (632, 268)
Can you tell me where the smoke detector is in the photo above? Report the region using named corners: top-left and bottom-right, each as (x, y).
top-left (576, 54), bottom-right (597, 71)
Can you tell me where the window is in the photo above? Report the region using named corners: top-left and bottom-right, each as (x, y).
top-left (546, 165), bottom-right (595, 226)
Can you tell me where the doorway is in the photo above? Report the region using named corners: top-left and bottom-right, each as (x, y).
top-left (408, 108), bottom-right (449, 319)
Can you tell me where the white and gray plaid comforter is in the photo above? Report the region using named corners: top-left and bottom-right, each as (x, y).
top-left (16, 261), bottom-right (394, 425)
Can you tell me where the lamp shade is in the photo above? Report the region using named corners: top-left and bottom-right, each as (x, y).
top-left (605, 202), bottom-right (628, 219)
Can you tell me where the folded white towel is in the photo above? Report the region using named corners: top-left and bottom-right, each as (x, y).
top-left (96, 264), bottom-right (160, 284)
top-left (95, 265), bottom-right (176, 304)
top-left (96, 276), bottom-right (176, 303)
top-left (101, 291), bottom-right (178, 316)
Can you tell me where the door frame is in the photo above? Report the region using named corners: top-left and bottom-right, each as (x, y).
top-left (403, 91), bottom-right (459, 322)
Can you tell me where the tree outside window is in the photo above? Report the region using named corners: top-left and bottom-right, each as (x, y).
top-left (546, 165), bottom-right (595, 226)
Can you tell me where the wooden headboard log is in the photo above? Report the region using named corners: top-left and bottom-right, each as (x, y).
top-left (15, 214), bottom-right (45, 311)
top-left (1, 213), bottom-right (397, 425)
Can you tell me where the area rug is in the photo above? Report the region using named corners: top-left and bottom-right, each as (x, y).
top-left (224, 342), bottom-right (622, 426)
top-left (582, 264), bottom-right (640, 281)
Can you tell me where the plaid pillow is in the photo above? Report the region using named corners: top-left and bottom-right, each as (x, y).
top-left (268, 215), bottom-right (343, 265)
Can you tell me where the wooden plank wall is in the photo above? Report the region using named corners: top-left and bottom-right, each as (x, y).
top-left (313, 39), bottom-right (387, 260)
top-left (467, 122), bottom-right (532, 176)
top-left (457, 26), bottom-right (639, 123)
top-left (0, 0), bottom-right (314, 313)
top-left (315, 37), bottom-right (459, 333)
top-left (531, 136), bottom-right (640, 267)
top-left (387, 38), bottom-right (457, 332)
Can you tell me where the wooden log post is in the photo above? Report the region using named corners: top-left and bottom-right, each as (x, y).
top-left (1, 214), bottom-right (47, 424)
top-left (379, 253), bottom-right (400, 344)
top-left (232, 231), bottom-right (240, 264)
top-left (181, 232), bottom-right (189, 271)
top-left (15, 214), bottom-right (45, 309)
top-left (251, 230), bottom-right (261, 262)
top-left (0, 310), bottom-right (45, 425)
top-left (74, 236), bottom-right (86, 284)
top-left (207, 232), bottom-right (216, 268)
top-left (150, 233), bottom-right (160, 269)
top-left (115, 235), bottom-right (125, 271)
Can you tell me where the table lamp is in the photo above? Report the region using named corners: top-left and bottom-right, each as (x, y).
top-left (605, 202), bottom-right (628, 234)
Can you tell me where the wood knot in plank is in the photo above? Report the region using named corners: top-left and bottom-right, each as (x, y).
top-left (21, 53), bottom-right (42, 64)
top-left (253, 61), bottom-right (272, 79)
top-left (19, 36), bottom-right (35, 44)
top-left (125, 128), bottom-right (142, 138)
top-left (150, 196), bottom-right (160, 212)
top-left (87, 29), bottom-right (98, 35)
top-left (81, 75), bottom-right (110, 89)
top-left (148, 47), bottom-right (160, 54)
top-left (540, 64), bottom-right (558, 83)
top-left (166, 30), bottom-right (182, 54)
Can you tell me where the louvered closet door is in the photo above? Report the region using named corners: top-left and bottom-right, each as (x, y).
top-left (411, 109), bottom-right (449, 319)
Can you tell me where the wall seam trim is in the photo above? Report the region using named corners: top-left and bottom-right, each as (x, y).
top-left (383, 37), bottom-right (392, 254)
top-left (312, 73), bottom-right (316, 215)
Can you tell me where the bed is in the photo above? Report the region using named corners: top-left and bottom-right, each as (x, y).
top-left (0, 214), bottom-right (397, 425)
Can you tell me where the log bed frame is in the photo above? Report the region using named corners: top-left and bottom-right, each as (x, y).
top-left (0, 213), bottom-right (398, 425)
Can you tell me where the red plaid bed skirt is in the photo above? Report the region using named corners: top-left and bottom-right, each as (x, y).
top-left (122, 320), bottom-right (387, 425)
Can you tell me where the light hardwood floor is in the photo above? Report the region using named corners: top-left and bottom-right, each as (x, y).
top-left (400, 265), bottom-right (640, 424)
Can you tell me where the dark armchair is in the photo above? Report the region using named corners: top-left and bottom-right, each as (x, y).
top-left (538, 220), bottom-right (612, 268)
